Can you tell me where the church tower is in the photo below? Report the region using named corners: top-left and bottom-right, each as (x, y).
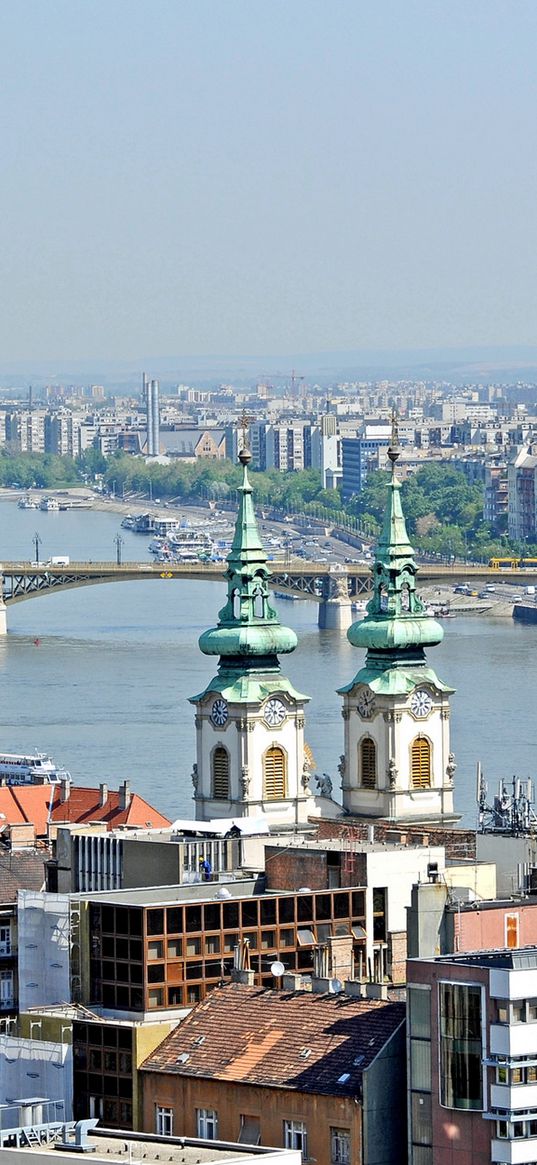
top-left (190, 445), bottom-right (316, 827)
top-left (338, 418), bottom-right (456, 822)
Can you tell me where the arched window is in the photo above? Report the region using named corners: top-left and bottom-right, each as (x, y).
top-left (232, 589), bottom-right (240, 619)
top-left (411, 737), bottom-right (432, 789)
top-left (253, 587), bottom-right (264, 618)
top-left (360, 738), bottom-right (376, 789)
top-left (212, 746), bottom-right (230, 800)
top-left (263, 746), bottom-right (287, 800)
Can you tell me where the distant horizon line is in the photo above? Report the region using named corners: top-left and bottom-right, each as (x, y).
top-left (3, 344), bottom-right (537, 386)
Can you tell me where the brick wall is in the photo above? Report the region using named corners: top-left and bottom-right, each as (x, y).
top-left (314, 818), bottom-right (476, 861)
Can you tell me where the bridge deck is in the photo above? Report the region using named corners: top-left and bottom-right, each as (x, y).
top-left (1, 560), bottom-right (536, 606)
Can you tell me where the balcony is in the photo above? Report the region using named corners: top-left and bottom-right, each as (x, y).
top-left (492, 1138), bottom-right (537, 1163)
top-left (491, 1083), bottom-right (537, 1111)
top-left (490, 1025), bottom-right (537, 1058)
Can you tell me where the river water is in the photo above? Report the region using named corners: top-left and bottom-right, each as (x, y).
top-left (1, 501), bottom-right (534, 827)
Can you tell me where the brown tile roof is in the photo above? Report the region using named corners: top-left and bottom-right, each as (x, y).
top-left (0, 847), bottom-right (48, 904)
top-left (141, 984), bottom-right (405, 1098)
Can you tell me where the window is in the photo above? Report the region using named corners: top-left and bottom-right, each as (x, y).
top-left (411, 1040), bottom-right (432, 1090)
top-left (0, 924), bottom-right (11, 956)
top-left (331, 1128), bottom-right (350, 1165)
top-left (529, 1000), bottom-right (537, 1023)
top-left (409, 987), bottom-right (431, 1039)
top-left (263, 747), bottom-right (287, 800)
top-left (513, 1121), bottom-right (524, 1138)
top-left (528, 1065), bottom-right (537, 1083)
top-left (513, 1002), bottom-right (526, 1023)
top-left (360, 738), bottom-right (376, 789)
top-left (0, 970), bottom-right (14, 1008)
top-left (511, 1066), bottom-right (524, 1084)
top-left (497, 1120), bottom-right (508, 1139)
top-left (411, 737), bottom-right (432, 789)
top-left (212, 747), bottom-right (230, 800)
top-left (496, 1066), bottom-right (508, 1084)
top-left (284, 1120), bottom-right (307, 1155)
top-left (197, 1109), bottom-right (218, 1140)
top-left (148, 941), bottom-right (163, 961)
top-left (156, 1106), bottom-right (173, 1137)
top-left (439, 982), bottom-right (483, 1110)
top-left (496, 1000), bottom-right (508, 1024)
top-left (506, 913), bottom-right (520, 949)
top-left (238, 1116), bottom-right (260, 1145)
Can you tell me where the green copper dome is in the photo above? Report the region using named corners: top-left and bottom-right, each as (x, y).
top-left (347, 418), bottom-right (443, 665)
top-left (198, 448), bottom-right (298, 667)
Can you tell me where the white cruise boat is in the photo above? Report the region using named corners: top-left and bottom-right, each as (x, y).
top-left (18, 496), bottom-right (38, 510)
top-left (40, 497), bottom-right (60, 511)
top-left (0, 751), bottom-right (72, 786)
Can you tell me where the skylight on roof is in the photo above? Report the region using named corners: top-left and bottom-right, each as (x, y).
top-left (337, 1073), bottom-right (351, 1084)
top-left (176, 1053), bottom-right (190, 1064)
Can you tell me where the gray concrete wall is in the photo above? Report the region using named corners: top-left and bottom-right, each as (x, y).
top-left (362, 1023), bottom-right (406, 1165)
top-left (406, 881), bottom-right (449, 959)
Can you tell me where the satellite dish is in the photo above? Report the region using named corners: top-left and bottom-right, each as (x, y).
top-left (330, 978), bottom-right (343, 994)
top-left (271, 961), bottom-right (285, 978)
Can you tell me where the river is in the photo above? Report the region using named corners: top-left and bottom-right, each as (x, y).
top-left (1, 500), bottom-right (534, 827)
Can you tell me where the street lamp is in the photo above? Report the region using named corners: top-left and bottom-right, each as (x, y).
top-left (33, 532), bottom-right (42, 565)
top-left (114, 534), bottom-right (124, 566)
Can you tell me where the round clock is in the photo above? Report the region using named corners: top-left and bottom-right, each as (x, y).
top-left (410, 689), bottom-right (433, 718)
top-left (263, 698), bottom-right (287, 727)
top-left (357, 688), bottom-right (375, 718)
top-left (211, 697), bottom-right (229, 727)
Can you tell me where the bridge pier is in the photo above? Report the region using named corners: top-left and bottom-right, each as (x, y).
top-left (318, 597), bottom-right (353, 631)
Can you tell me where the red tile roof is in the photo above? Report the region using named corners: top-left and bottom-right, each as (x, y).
top-left (50, 787), bottom-right (170, 830)
top-left (142, 984), bottom-right (405, 1097)
top-left (0, 784), bottom-right (170, 836)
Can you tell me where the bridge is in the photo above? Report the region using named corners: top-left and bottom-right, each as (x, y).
top-left (0, 559), bottom-right (535, 633)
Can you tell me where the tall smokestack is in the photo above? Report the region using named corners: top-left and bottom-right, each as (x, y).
top-left (150, 379), bottom-right (160, 456)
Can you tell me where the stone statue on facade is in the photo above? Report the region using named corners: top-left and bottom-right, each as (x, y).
top-left (316, 772), bottom-right (333, 798)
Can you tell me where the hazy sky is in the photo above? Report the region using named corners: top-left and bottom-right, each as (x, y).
top-left (2, 0), bottom-right (537, 363)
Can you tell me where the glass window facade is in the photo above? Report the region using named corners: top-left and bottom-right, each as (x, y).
top-left (89, 889), bottom-right (367, 1011)
top-left (439, 982), bottom-right (483, 1110)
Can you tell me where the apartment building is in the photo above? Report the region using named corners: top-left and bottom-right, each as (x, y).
top-left (407, 947), bottom-right (537, 1165)
top-left (141, 981), bottom-right (406, 1165)
top-left (508, 446), bottom-right (537, 541)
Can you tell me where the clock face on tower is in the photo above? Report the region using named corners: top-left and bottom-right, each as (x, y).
top-left (263, 698), bottom-right (287, 727)
top-left (357, 687), bottom-right (375, 718)
top-left (210, 697), bottom-right (229, 727)
top-left (410, 688), bottom-right (433, 719)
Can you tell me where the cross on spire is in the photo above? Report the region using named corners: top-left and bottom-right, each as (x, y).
top-left (238, 410), bottom-right (255, 463)
top-left (388, 408), bottom-right (401, 467)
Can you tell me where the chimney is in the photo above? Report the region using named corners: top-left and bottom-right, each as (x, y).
top-left (365, 982), bottom-right (388, 1001)
top-left (59, 777), bottom-right (70, 803)
top-left (99, 783), bottom-right (108, 807)
top-left (118, 780), bottom-right (131, 811)
top-left (282, 972), bottom-right (304, 992)
top-left (232, 968), bottom-right (256, 986)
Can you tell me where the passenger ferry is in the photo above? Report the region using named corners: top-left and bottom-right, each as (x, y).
top-left (17, 496), bottom-right (39, 510)
top-left (0, 751), bottom-right (72, 786)
top-left (39, 496), bottom-right (60, 512)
